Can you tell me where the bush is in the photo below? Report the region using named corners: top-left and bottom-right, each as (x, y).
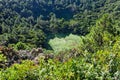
top-left (0, 60), bottom-right (38, 80)
top-left (14, 42), bottom-right (30, 50)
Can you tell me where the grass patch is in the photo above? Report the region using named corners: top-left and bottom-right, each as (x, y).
top-left (49, 34), bottom-right (83, 53)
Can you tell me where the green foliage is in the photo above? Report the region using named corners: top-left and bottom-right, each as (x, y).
top-left (0, 54), bottom-right (6, 62)
top-left (14, 42), bottom-right (30, 50)
top-left (0, 60), bottom-right (37, 80)
top-left (82, 14), bottom-right (115, 53)
top-left (0, 51), bottom-right (119, 80)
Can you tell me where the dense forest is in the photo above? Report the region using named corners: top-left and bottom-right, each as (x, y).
top-left (0, 0), bottom-right (120, 80)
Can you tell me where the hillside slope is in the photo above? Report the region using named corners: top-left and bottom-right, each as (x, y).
top-left (0, 0), bottom-right (120, 48)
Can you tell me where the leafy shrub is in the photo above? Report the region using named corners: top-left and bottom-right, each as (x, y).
top-left (0, 54), bottom-right (7, 69)
top-left (0, 54), bottom-right (6, 62)
top-left (14, 42), bottom-right (30, 50)
top-left (0, 60), bottom-right (38, 80)
top-left (0, 51), bottom-right (119, 80)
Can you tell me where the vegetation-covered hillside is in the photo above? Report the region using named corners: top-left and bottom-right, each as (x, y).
top-left (0, 0), bottom-right (120, 80)
top-left (0, 0), bottom-right (120, 48)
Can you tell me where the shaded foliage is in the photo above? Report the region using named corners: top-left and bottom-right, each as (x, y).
top-left (0, 0), bottom-right (120, 48)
